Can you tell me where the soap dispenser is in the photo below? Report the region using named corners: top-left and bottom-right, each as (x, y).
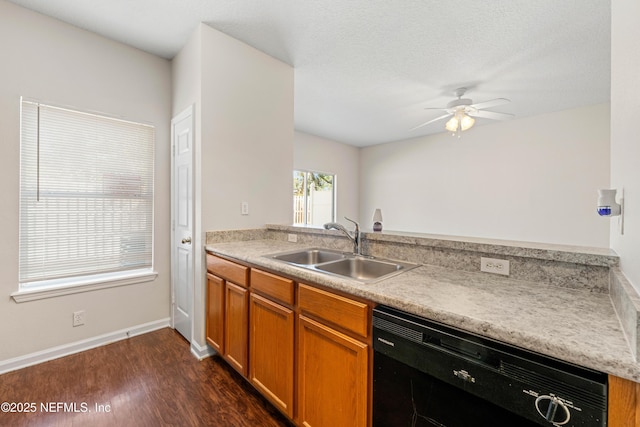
top-left (372, 209), bottom-right (383, 232)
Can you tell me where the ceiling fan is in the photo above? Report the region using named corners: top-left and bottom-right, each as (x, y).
top-left (411, 87), bottom-right (514, 137)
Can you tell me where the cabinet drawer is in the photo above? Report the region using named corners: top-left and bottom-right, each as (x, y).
top-left (251, 269), bottom-right (295, 305)
top-left (298, 283), bottom-right (369, 338)
top-left (207, 254), bottom-right (249, 287)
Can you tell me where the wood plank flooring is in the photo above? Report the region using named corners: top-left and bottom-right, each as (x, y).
top-left (0, 328), bottom-right (293, 427)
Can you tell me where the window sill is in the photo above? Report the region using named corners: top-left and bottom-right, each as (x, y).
top-left (11, 270), bottom-right (158, 303)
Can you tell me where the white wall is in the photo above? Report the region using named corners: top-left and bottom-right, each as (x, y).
top-left (0, 1), bottom-right (172, 362)
top-left (360, 104), bottom-right (611, 247)
top-left (294, 131), bottom-right (360, 224)
top-left (611, 0), bottom-right (640, 292)
top-left (172, 23), bottom-right (294, 349)
top-left (172, 27), bottom-right (201, 118)
top-left (200, 24), bottom-right (294, 232)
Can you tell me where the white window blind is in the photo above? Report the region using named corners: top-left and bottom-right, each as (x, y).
top-left (19, 100), bottom-right (155, 289)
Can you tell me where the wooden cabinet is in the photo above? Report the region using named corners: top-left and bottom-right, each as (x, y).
top-left (249, 268), bottom-right (295, 418)
top-left (206, 253), bottom-right (372, 426)
top-left (249, 293), bottom-right (295, 417)
top-left (298, 283), bottom-right (370, 427)
top-left (206, 254), bottom-right (250, 377)
top-left (608, 374), bottom-right (640, 427)
top-left (298, 315), bottom-right (369, 427)
top-left (205, 273), bottom-right (224, 353)
top-left (298, 283), bottom-right (369, 338)
top-left (251, 268), bottom-right (295, 305)
top-left (224, 281), bottom-right (249, 376)
top-left (207, 255), bottom-right (249, 285)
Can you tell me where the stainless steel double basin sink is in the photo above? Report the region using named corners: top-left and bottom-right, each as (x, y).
top-left (267, 248), bottom-right (419, 283)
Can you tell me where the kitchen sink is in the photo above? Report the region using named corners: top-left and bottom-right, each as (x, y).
top-left (314, 257), bottom-right (407, 281)
top-left (271, 248), bottom-right (348, 265)
top-left (268, 248), bottom-right (419, 283)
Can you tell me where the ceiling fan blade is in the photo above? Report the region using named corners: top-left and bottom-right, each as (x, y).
top-left (468, 110), bottom-right (514, 120)
top-left (410, 113), bottom-right (451, 131)
top-left (470, 98), bottom-right (510, 110)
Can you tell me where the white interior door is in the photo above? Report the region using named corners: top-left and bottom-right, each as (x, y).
top-left (171, 106), bottom-right (194, 341)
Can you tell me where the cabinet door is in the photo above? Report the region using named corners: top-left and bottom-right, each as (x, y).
top-left (249, 293), bottom-right (295, 418)
top-left (298, 315), bottom-right (368, 427)
top-left (224, 281), bottom-right (249, 376)
top-left (206, 273), bottom-right (225, 353)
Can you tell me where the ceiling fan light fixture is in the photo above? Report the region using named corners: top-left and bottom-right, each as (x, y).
top-left (460, 114), bottom-right (475, 131)
top-left (445, 116), bottom-right (459, 132)
top-left (411, 88), bottom-right (512, 136)
top-left (445, 110), bottom-right (475, 135)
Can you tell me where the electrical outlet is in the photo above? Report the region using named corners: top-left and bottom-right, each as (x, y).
top-left (480, 257), bottom-right (510, 276)
top-left (287, 233), bottom-right (298, 243)
top-left (73, 310), bottom-right (85, 327)
top-left (241, 201), bottom-right (249, 215)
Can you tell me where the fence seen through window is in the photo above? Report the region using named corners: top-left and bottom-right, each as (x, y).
top-left (293, 170), bottom-right (335, 227)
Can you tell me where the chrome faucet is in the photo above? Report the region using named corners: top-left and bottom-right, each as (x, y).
top-left (324, 217), bottom-right (361, 255)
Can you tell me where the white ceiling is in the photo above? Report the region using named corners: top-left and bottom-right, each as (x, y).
top-left (9, 0), bottom-right (611, 146)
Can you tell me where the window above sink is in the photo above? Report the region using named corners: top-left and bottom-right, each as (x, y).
top-left (293, 170), bottom-right (335, 227)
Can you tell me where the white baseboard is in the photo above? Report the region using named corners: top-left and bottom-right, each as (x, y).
top-left (0, 318), bottom-right (171, 375)
top-left (190, 340), bottom-right (216, 360)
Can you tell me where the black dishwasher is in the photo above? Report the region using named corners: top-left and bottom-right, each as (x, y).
top-left (373, 305), bottom-right (608, 427)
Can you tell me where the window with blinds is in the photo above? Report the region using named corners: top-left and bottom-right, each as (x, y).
top-left (19, 99), bottom-right (155, 290)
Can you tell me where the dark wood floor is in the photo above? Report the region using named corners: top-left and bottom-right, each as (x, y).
top-left (0, 328), bottom-right (293, 427)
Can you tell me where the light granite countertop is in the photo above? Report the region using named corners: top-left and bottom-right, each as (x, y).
top-left (205, 239), bottom-right (639, 382)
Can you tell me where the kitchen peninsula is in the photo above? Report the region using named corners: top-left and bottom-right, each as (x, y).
top-left (205, 224), bottom-right (640, 426)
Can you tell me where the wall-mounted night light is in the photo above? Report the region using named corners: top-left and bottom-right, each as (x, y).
top-left (597, 188), bottom-right (624, 234)
top-left (597, 189), bottom-right (621, 216)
